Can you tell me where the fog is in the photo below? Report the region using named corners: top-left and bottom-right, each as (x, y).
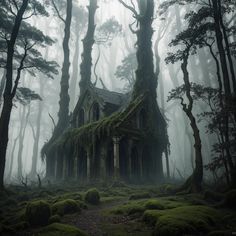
top-left (1, 0), bottom-right (235, 186)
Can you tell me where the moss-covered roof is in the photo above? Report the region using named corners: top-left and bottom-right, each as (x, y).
top-left (49, 94), bottom-right (146, 155)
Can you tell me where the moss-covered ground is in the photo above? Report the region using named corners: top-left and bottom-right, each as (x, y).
top-left (0, 183), bottom-right (235, 235)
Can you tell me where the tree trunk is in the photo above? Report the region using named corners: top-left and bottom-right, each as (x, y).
top-left (17, 105), bottom-right (30, 179)
top-left (211, 0), bottom-right (235, 184)
top-left (30, 95), bottom-right (43, 178)
top-left (79, 0), bottom-right (98, 94)
top-left (7, 134), bottom-right (19, 181)
top-left (69, 24), bottom-right (80, 110)
top-left (0, 0), bottom-right (28, 190)
top-left (179, 50), bottom-right (203, 193)
top-left (0, 70), bottom-right (6, 109)
top-left (42, 0), bottom-right (72, 178)
top-left (56, 0), bottom-right (72, 136)
top-left (218, 0), bottom-right (236, 92)
top-left (30, 45), bottom-right (48, 178)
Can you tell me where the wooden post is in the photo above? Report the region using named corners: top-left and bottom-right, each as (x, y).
top-left (54, 154), bottom-right (58, 180)
top-left (113, 136), bottom-right (121, 180)
top-left (74, 156), bottom-right (78, 179)
top-left (165, 148), bottom-right (170, 179)
top-left (63, 155), bottom-right (68, 180)
top-left (86, 148), bottom-right (90, 182)
top-left (139, 147), bottom-right (143, 179)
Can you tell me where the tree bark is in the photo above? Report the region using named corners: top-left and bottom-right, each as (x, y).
top-left (79, 0), bottom-right (98, 94)
top-left (69, 24), bottom-right (80, 110)
top-left (211, 0), bottom-right (235, 184)
top-left (30, 88), bottom-right (43, 178)
top-left (7, 134), bottom-right (19, 181)
top-left (0, 0), bottom-right (29, 190)
top-left (218, 0), bottom-right (236, 92)
top-left (56, 0), bottom-right (72, 136)
top-left (0, 70), bottom-right (6, 109)
top-left (17, 105), bottom-right (30, 179)
top-left (43, 0), bottom-right (72, 178)
top-left (179, 50), bottom-right (203, 193)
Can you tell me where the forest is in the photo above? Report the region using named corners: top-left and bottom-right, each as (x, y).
top-left (0, 0), bottom-right (235, 235)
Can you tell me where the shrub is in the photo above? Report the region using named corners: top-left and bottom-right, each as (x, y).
top-left (25, 200), bottom-right (51, 226)
top-left (52, 199), bottom-right (80, 216)
top-left (37, 223), bottom-right (87, 236)
top-left (49, 215), bottom-right (61, 224)
top-left (152, 206), bottom-right (221, 236)
top-left (204, 190), bottom-right (223, 202)
top-left (143, 210), bottom-right (163, 226)
top-left (111, 202), bottom-right (145, 215)
top-left (144, 200), bottom-right (165, 210)
top-left (85, 188), bottom-right (100, 205)
top-left (129, 192), bottom-right (151, 200)
top-left (224, 189), bottom-right (236, 209)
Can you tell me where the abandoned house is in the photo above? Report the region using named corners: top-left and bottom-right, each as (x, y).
top-left (44, 0), bottom-right (168, 184)
top-left (45, 82), bottom-right (168, 183)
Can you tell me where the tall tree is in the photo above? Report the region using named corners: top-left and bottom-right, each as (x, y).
top-left (0, 0), bottom-right (57, 189)
top-left (167, 45), bottom-right (203, 192)
top-left (69, 6), bottom-right (87, 110)
top-left (119, 0), bottom-right (168, 181)
top-left (42, 0), bottom-right (72, 178)
top-left (79, 0), bottom-right (98, 94)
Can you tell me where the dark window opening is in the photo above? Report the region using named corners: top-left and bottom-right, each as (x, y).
top-left (131, 147), bottom-right (140, 180)
top-left (138, 109), bottom-right (146, 129)
top-left (78, 109), bottom-right (85, 126)
top-left (92, 103), bottom-right (100, 121)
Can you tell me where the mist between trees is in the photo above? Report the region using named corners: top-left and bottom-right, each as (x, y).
top-left (0, 0), bottom-right (235, 191)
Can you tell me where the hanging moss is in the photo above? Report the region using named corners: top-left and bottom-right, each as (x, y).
top-left (47, 93), bottom-right (149, 157)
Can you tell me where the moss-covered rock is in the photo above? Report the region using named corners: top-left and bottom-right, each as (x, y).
top-left (144, 199), bottom-right (165, 210)
top-left (52, 199), bottom-right (80, 216)
top-left (11, 221), bottom-right (29, 231)
top-left (152, 206), bottom-right (221, 236)
top-left (111, 201), bottom-right (145, 215)
top-left (129, 192), bottom-right (151, 200)
top-left (85, 188), bottom-right (100, 205)
top-left (49, 215), bottom-right (61, 224)
top-left (208, 230), bottom-right (232, 236)
top-left (143, 210), bottom-right (163, 226)
top-left (25, 200), bottom-right (51, 226)
top-left (224, 189), bottom-right (236, 209)
top-left (37, 223), bottom-right (87, 236)
top-left (204, 190), bottom-right (223, 202)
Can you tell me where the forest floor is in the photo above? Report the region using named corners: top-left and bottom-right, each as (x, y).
top-left (0, 182), bottom-right (236, 236)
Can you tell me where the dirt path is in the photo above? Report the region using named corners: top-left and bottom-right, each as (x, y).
top-left (63, 199), bottom-right (146, 236)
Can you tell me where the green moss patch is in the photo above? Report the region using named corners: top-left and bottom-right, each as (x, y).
top-left (144, 199), bottom-right (165, 210)
top-left (85, 188), bottom-right (100, 205)
top-left (224, 189), bottom-right (236, 209)
top-left (37, 223), bottom-right (87, 236)
top-left (129, 192), bottom-right (151, 200)
top-left (25, 200), bottom-right (51, 226)
top-left (204, 190), bottom-right (223, 202)
top-left (147, 206), bottom-right (221, 236)
top-left (110, 201), bottom-right (145, 215)
top-left (49, 215), bottom-right (61, 224)
top-left (52, 199), bottom-right (80, 216)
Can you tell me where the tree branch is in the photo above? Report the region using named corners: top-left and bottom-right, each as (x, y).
top-left (118, 0), bottom-right (138, 18)
top-left (51, 0), bottom-right (65, 23)
top-left (11, 43), bottom-right (28, 97)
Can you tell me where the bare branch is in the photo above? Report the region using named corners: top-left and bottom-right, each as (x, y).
top-left (48, 113), bottom-right (56, 131)
top-left (118, 0), bottom-right (138, 18)
top-left (29, 122), bottom-right (36, 140)
top-left (51, 0), bottom-right (65, 23)
top-left (129, 20), bottom-right (138, 34)
top-left (9, 4), bottom-right (17, 16)
top-left (11, 0), bottom-right (19, 11)
top-left (11, 42), bottom-right (28, 97)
